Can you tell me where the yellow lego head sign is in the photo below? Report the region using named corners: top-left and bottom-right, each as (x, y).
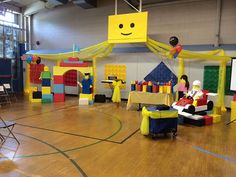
top-left (108, 12), bottom-right (148, 43)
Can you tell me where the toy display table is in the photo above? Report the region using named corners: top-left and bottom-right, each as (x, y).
top-left (140, 106), bottom-right (178, 138)
top-left (126, 92), bottom-right (173, 110)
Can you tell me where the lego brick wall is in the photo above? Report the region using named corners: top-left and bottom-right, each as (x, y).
top-left (30, 64), bottom-right (44, 84)
top-left (203, 65), bottom-right (233, 95)
top-left (104, 64), bottom-right (126, 89)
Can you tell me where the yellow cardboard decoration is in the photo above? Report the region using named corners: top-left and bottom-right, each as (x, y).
top-left (108, 12), bottom-right (148, 43)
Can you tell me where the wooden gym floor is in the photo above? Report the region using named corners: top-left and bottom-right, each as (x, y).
top-left (0, 96), bottom-right (236, 177)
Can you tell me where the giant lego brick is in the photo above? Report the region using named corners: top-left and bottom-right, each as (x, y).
top-left (42, 98), bottom-right (53, 103)
top-left (203, 115), bottom-right (213, 125)
top-left (54, 93), bottom-right (65, 102)
top-left (79, 98), bottom-right (89, 105)
top-left (203, 65), bottom-right (233, 95)
top-left (183, 116), bottom-right (205, 126)
top-left (54, 84), bottom-right (64, 93)
top-left (31, 98), bottom-right (42, 103)
top-left (42, 87), bottom-right (51, 94)
top-left (60, 62), bottom-right (89, 67)
top-left (42, 94), bottom-right (53, 100)
top-left (80, 93), bottom-right (93, 101)
top-left (209, 114), bottom-right (221, 123)
top-left (54, 75), bottom-right (64, 84)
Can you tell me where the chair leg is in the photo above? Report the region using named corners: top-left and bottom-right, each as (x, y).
top-left (0, 118), bottom-right (20, 145)
top-left (0, 134), bottom-right (5, 145)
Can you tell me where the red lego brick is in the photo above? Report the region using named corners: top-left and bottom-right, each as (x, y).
top-left (203, 115), bottom-right (213, 126)
top-left (54, 75), bottom-right (64, 84)
top-left (234, 93), bottom-right (236, 101)
top-left (54, 93), bottom-right (65, 102)
top-left (60, 62), bottom-right (88, 67)
top-left (68, 57), bottom-right (79, 61)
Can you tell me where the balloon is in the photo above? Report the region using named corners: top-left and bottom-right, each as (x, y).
top-left (169, 36), bottom-right (179, 47)
top-left (21, 55), bottom-right (27, 60)
top-left (26, 55), bottom-right (32, 64)
top-left (32, 55), bottom-right (38, 62)
top-left (170, 47), bottom-right (177, 55)
top-left (176, 44), bottom-right (183, 53)
top-left (36, 57), bottom-right (41, 64)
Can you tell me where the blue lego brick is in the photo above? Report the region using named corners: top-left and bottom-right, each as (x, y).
top-left (54, 84), bottom-right (64, 93)
top-left (42, 94), bottom-right (53, 100)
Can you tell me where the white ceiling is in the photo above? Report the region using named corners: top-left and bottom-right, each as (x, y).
top-left (3, 0), bottom-right (40, 8)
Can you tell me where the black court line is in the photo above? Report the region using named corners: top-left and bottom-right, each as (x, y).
top-left (17, 123), bottom-right (140, 145)
top-left (16, 123), bottom-right (121, 144)
top-left (17, 132), bottom-right (88, 177)
top-left (14, 105), bottom-right (140, 144)
top-left (120, 128), bottom-right (140, 144)
top-left (11, 104), bottom-right (79, 121)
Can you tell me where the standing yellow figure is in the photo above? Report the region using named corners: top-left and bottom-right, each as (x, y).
top-left (112, 80), bottom-right (122, 107)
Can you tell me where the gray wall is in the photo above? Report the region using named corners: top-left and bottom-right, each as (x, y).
top-left (30, 0), bottom-right (236, 106)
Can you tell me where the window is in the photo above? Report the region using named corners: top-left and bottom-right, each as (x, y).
top-left (0, 10), bottom-right (20, 59)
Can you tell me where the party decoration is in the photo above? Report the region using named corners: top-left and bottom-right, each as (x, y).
top-left (26, 55), bottom-right (33, 64)
top-left (108, 12), bottom-right (148, 43)
top-left (36, 57), bottom-right (41, 64)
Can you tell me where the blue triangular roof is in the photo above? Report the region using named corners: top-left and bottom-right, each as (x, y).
top-left (144, 61), bottom-right (178, 86)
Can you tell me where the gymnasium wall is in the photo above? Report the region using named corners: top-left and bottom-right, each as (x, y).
top-left (30, 0), bottom-right (236, 106)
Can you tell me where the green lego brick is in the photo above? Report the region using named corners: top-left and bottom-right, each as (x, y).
top-left (203, 65), bottom-right (233, 96)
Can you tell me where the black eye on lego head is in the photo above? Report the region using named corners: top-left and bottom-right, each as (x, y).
top-left (130, 23), bottom-right (135, 28)
top-left (119, 24), bottom-right (123, 29)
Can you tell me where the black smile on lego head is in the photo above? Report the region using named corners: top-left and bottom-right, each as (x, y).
top-left (119, 22), bottom-right (135, 36)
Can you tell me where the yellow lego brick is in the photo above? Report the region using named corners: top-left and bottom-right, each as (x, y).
top-left (209, 114), bottom-right (221, 123)
top-left (230, 101), bottom-right (236, 122)
top-left (31, 99), bottom-right (42, 103)
top-left (53, 66), bottom-right (93, 76)
top-left (80, 94), bottom-right (93, 101)
top-left (42, 87), bottom-right (51, 94)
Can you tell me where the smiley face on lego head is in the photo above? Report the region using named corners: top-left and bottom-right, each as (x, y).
top-left (108, 12), bottom-right (148, 43)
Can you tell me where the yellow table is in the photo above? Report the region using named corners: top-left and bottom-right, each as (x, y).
top-left (126, 91), bottom-right (174, 110)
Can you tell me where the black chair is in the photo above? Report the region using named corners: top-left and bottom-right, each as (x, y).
top-left (3, 83), bottom-right (17, 102)
top-left (0, 85), bottom-right (11, 106)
